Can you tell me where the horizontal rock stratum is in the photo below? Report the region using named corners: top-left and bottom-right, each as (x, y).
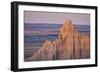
top-left (27, 20), bottom-right (90, 61)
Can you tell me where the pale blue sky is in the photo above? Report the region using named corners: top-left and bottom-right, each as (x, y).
top-left (24, 11), bottom-right (90, 25)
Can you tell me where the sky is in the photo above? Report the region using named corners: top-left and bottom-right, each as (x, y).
top-left (24, 11), bottom-right (90, 25)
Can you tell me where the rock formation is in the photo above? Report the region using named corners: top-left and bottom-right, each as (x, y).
top-left (27, 19), bottom-right (90, 61)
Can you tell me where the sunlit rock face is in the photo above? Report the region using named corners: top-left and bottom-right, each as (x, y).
top-left (27, 20), bottom-right (90, 61)
top-left (27, 40), bottom-right (56, 61)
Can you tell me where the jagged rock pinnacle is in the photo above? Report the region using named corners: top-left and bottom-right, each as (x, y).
top-left (58, 19), bottom-right (75, 40)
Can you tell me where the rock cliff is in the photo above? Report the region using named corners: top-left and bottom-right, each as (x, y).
top-left (27, 20), bottom-right (90, 61)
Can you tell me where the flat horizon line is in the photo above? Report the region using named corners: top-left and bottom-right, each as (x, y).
top-left (24, 23), bottom-right (90, 25)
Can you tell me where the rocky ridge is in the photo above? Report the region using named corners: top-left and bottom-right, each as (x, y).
top-left (27, 20), bottom-right (90, 61)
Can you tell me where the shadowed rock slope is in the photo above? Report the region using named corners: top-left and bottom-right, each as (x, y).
top-left (27, 20), bottom-right (90, 61)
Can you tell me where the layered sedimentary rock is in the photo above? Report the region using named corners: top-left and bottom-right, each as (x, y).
top-left (27, 20), bottom-right (90, 61)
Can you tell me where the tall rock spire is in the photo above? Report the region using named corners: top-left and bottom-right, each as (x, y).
top-left (58, 19), bottom-right (75, 40)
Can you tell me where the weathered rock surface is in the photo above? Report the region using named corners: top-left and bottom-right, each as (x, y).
top-left (27, 20), bottom-right (90, 61)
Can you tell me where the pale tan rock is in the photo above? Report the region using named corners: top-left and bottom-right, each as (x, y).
top-left (28, 40), bottom-right (56, 61)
